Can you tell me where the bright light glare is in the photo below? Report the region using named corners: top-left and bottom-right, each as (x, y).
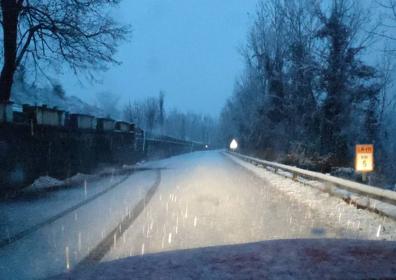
top-left (230, 139), bottom-right (238, 150)
top-left (205, 145), bottom-right (208, 149)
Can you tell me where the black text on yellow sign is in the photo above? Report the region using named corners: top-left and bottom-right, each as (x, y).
top-left (355, 144), bottom-right (374, 172)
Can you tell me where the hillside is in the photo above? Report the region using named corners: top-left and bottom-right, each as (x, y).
top-left (10, 77), bottom-right (104, 117)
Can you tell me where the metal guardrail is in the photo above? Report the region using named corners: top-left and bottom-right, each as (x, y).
top-left (136, 137), bottom-right (203, 147)
top-left (228, 151), bottom-right (396, 206)
top-left (143, 132), bottom-right (205, 147)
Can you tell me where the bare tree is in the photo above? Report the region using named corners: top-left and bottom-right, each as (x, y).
top-left (314, 0), bottom-right (380, 161)
top-left (123, 99), bottom-right (134, 122)
top-left (123, 99), bottom-right (145, 125)
top-left (377, 50), bottom-right (394, 126)
top-left (283, 0), bottom-right (320, 148)
top-left (96, 91), bottom-right (120, 119)
top-left (143, 97), bottom-right (158, 132)
top-left (0, 0), bottom-right (130, 103)
top-left (158, 90), bottom-right (165, 133)
top-left (123, 95), bottom-right (218, 143)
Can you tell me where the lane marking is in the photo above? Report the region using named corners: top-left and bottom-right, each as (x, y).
top-left (0, 171), bottom-right (144, 249)
top-left (76, 169), bottom-right (161, 268)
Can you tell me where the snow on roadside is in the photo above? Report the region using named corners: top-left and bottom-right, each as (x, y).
top-left (64, 173), bottom-right (95, 185)
top-left (0, 173), bottom-right (127, 241)
top-left (0, 170), bottom-right (158, 280)
top-left (25, 167), bottom-right (126, 193)
top-left (225, 153), bottom-right (396, 241)
top-left (26, 173), bottom-right (94, 192)
top-left (29, 176), bottom-right (64, 191)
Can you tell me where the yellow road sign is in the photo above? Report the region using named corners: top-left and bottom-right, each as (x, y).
top-left (355, 144), bottom-right (374, 172)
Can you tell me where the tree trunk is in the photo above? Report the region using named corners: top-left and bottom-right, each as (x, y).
top-left (0, 1), bottom-right (20, 103)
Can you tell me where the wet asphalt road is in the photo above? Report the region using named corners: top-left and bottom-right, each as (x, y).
top-left (0, 151), bottom-right (367, 279)
top-left (104, 151), bottom-right (357, 262)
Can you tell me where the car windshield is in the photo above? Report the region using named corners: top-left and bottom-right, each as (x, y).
top-left (1, 1), bottom-right (396, 279)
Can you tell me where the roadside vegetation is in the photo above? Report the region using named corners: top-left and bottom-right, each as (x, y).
top-left (220, 0), bottom-right (396, 188)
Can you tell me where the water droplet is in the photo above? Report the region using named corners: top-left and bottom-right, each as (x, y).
top-left (78, 232), bottom-right (82, 252)
top-left (84, 181), bottom-right (87, 198)
top-left (184, 204), bottom-right (188, 218)
top-left (65, 246), bottom-right (70, 270)
top-left (376, 225), bottom-right (382, 238)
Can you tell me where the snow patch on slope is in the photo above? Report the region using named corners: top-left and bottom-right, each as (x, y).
top-left (225, 152), bottom-right (396, 241)
top-left (30, 176), bottom-right (64, 190)
top-left (11, 80), bottom-right (104, 116)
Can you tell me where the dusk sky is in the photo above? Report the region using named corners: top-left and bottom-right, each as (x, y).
top-left (61, 0), bottom-right (259, 117)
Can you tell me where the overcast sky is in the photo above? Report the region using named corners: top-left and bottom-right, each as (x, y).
top-left (61, 0), bottom-right (258, 117)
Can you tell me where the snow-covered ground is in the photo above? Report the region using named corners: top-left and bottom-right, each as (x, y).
top-left (0, 170), bottom-right (157, 280)
top-left (103, 151), bottom-right (359, 265)
top-left (0, 174), bottom-right (126, 241)
top-left (2, 150), bottom-right (396, 279)
top-left (226, 153), bottom-right (396, 240)
top-left (62, 150), bottom-right (396, 279)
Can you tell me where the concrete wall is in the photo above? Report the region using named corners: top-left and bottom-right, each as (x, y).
top-left (97, 119), bottom-right (115, 131)
top-left (0, 123), bottom-right (139, 192)
top-left (116, 122), bottom-right (130, 132)
top-left (0, 123), bottom-right (205, 193)
top-left (77, 115), bottom-right (96, 130)
top-left (0, 103), bottom-right (13, 123)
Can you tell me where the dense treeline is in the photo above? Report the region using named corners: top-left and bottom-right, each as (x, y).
top-left (220, 0), bottom-right (396, 186)
top-left (123, 93), bottom-right (217, 145)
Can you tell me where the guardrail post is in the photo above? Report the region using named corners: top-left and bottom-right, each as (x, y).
top-left (362, 172), bottom-right (367, 183)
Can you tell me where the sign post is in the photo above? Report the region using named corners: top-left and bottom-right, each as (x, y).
top-left (355, 144), bottom-right (374, 183)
